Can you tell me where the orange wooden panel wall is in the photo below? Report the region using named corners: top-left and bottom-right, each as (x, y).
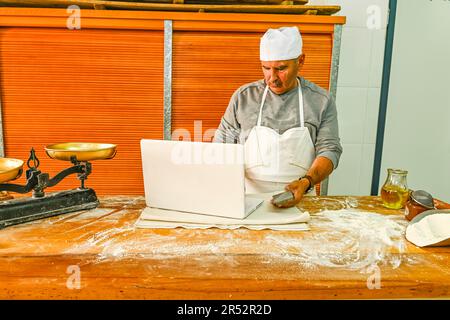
top-left (171, 27), bottom-right (332, 142)
top-left (0, 27), bottom-right (164, 195)
top-left (0, 10), bottom-right (343, 196)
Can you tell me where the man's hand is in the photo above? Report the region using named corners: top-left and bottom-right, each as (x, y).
top-left (271, 178), bottom-right (310, 208)
top-left (271, 156), bottom-right (334, 208)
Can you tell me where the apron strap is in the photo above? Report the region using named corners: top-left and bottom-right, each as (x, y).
top-left (297, 78), bottom-right (305, 128)
top-left (257, 85), bottom-right (269, 126)
top-left (258, 77), bottom-right (305, 128)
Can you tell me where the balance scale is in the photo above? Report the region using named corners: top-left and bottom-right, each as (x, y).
top-left (0, 142), bottom-right (117, 229)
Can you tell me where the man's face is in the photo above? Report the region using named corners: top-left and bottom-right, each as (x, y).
top-left (261, 54), bottom-right (305, 95)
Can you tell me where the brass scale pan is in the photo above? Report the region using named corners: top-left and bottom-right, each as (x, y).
top-left (0, 143), bottom-right (116, 184)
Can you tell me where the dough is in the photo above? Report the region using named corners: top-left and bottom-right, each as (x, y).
top-left (136, 219), bottom-right (309, 231)
top-left (136, 197), bottom-right (310, 231)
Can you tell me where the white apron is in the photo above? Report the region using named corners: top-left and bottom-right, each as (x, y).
top-left (244, 78), bottom-right (315, 194)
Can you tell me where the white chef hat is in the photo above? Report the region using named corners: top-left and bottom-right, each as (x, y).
top-left (260, 26), bottom-right (303, 61)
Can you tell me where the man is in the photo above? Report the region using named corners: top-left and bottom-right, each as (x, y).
top-left (213, 26), bottom-right (343, 208)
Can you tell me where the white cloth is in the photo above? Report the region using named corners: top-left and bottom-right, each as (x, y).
top-left (136, 194), bottom-right (310, 231)
top-left (260, 26), bottom-right (302, 61)
top-left (244, 78), bottom-right (315, 194)
top-left (405, 209), bottom-right (450, 247)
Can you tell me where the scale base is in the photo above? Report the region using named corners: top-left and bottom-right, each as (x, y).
top-left (0, 188), bottom-right (99, 229)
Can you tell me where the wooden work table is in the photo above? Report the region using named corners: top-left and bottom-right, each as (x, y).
top-left (0, 195), bottom-right (448, 300)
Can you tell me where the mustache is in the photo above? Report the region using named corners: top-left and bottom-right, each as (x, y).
top-left (267, 80), bottom-right (282, 87)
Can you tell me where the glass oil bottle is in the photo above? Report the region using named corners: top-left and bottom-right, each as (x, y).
top-left (381, 168), bottom-right (409, 209)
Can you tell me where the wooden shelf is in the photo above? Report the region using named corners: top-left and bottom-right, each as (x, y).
top-left (0, 0), bottom-right (342, 15)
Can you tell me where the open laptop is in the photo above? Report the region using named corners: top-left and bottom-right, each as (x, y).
top-left (140, 139), bottom-right (263, 219)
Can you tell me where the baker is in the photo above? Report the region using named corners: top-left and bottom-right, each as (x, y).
top-left (213, 26), bottom-right (343, 208)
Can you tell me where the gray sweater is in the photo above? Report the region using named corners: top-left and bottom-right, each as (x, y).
top-left (213, 77), bottom-right (343, 169)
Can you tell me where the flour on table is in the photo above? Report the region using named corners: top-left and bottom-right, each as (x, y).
top-left (61, 205), bottom-right (414, 272)
top-left (265, 208), bottom-right (412, 270)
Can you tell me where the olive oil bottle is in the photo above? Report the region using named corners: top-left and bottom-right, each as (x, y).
top-left (380, 169), bottom-right (409, 209)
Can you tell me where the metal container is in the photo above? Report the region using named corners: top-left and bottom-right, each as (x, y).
top-left (0, 158), bottom-right (24, 183)
top-left (45, 143), bottom-right (117, 161)
top-left (405, 190), bottom-right (435, 221)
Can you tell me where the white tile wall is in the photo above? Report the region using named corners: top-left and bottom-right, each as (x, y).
top-left (337, 27), bottom-right (372, 87)
top-left (359, 143), bottom-right (376, 195)
top-left (364, 88), bottom-right (381, 144)
top-left (369, 28), bottom-right (387, 88)
top-left (335, 87), bottom-right (367, 144)
top-left (328, 144), bottom-right (363, 195)
top-left (307, 0), bottom-right (389, 195)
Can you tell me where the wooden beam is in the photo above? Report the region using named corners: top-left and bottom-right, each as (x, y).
top-left (305, 9), bottom-right (318, 15)
top-left (0, 1), bottom-right (340, 15)
top-left (0, 0), bottom-right (311, 5)
top-left (0, 8), bottom-right (347, 26)
top-left (93, 3), bottom-right (105, 9)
